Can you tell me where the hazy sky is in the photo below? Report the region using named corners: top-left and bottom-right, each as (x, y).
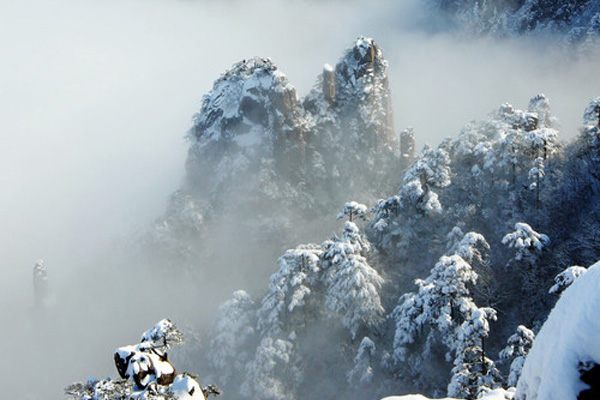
top-left (0, 1), bottom-right (599, 398)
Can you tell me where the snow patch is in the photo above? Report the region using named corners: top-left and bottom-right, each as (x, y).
top-left (515, 261), bottom-right (600, 399)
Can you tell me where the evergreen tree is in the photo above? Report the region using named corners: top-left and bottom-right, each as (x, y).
top-left (502, 222), bottom-right (550, 263)
top-left (499, 325), bottom-right (535, 387)
top-left (337, 201), bottom-right (369, 222)
top-left (348, 336), bottom-right (376, 385)
top-left (241, 336), bottom-right (301, 400)
top-left (207, 290), bottom-right (257, 385)
top-left (257, 245), bottom-right (322, 337)
top-left (391, 231), bottom-right (493, 393)
top-left (322, 222), bottom-right (384, 339)
top-left (448, 307), bottom-right (500, 399)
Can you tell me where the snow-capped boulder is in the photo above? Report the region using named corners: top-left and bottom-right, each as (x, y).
top-left (515, 261), bottom-right (600, 399)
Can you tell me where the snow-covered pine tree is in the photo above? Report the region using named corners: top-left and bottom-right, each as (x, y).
top-left (528, 157), bottom-right (545, 210)
top-left (404, 144), bottom-right (452, 194)
top-left (337, 201), bottom-right (369, 222)
top-left (583, 97), bottom-right (600, 129)
top-left (257, 244), bottom-right (322, 337)
top-left (448, 307), bottom-right (500, 399)
top-left (391, 232), bottom-right (490, 385)
top-left (502, 222), bottom-right (550, 263)
top-left (322, 221), bottom-right (384, 339)
top-left (581, 97), bottom-right (600, 150)
top-left (499, 325), bottom-right (535, 387)
top-left (502, 222), bottom-right (551, 313)
top-left (206, 290), bottom-right (257, 385)
top-left (347, 336), bottom-right (376, 385)
top-left (241, 336), bottom-right (302, 400)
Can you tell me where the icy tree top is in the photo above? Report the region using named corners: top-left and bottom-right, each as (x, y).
top-left (140, 318), bottom-right (184, 350)
top-left (502, 222), bottom-right (550, 261)
top-left (337, 201), bottom-right (369, 222)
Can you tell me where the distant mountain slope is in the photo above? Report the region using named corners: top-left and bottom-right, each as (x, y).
top-left (430, 0), bottom-right (600, 45)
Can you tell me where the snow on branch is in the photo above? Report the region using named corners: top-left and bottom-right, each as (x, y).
top-left (502, 223), bottom-right (550, 261)
top-left (337, 201), bottom-right (369, 222)
top-left (549, 265), bottom-right (587, 295)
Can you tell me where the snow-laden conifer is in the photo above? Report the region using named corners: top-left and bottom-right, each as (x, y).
top-left (241, 336), bottom-right (301, 400)
top-left (337, 201), bottom-right (369, 222)
top-left (583, 97), bottom-right (600, 128)
top-left (391, 231), bottom-right (497, 396)
top-left (448, 307), bottom-right (501, 399)
top-left (404, 144), bottom-right (452, 190)
top-left (207, 290), bottom-right (256, 384)
top-left (322, 222), bottom-right (384, 339)
top-left (502, 223), bottom-right (550, 262)
top-left (257, 245), bottom-right (322, 336)
top-left (499, 325), bottom-right (535, 387)
top-left (347, 336), bottom-right (376, 385)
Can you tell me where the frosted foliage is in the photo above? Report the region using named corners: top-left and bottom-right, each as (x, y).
top-left (528, 157), bottom-right (545, 190)
top-left (507, 357), bottom-right (526, 389)
top-left (583, 97), bottom-right (600, 127)
top-left (325, 249), bottom-right (384, 338)
top-left (451, 232), bottom-right (489, 265)
top-left (500, 326), bottom-right (535, 387)
top-left (448, 308), bottom-right (500, 398)
top-left (400, 180), bottom-right (442, 215)
top-left (458, 308), bottom-right (497, 346)
top-left (502, 223), bottom-right (550, 261)
top-left (527, 94), bottom-right (557, 129)
top-left (430, 255), bottom-right (478, 298)
top-left (323, 222), bottom-right (371, 262)
top-left (258, 245), bottom-right (322, 336)
top-left (348, 336), bottom-right (376, 385)
top-left (393, 231), bottom-right (491, 380)
top-left (516, 261), bottom-right (600, 400)
top-left (370, 196), bottom-right (400, 231)
top-left (393, 254), bottom-right (479, 361)
top-left (322, 222), bottom-right (383, 338)
top-left (140, 319), bottom-right (184, 350)
top-left (391, 292), bottom-right (424, 359)
top-left (446, 226), bottom-right (465, 251)
top-left (382, 389), bottom-right (515, 400)
top-left (524, 128), bottom-right (558, 157)
top-left (548, 265), bottom-right (587, 295)
top-left (208, 290), bottom-right (256, 378)
top-left (404, 145), bottom-right (452, 189)
top-left (65, 378), bottom-right (134, 400)
top-left (242, 337), bottom-right (300, 400)
top-left (337, 201), bottom-right (369, 222)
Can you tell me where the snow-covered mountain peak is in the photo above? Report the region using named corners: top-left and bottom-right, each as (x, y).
top-left (188, 56), bottom-right (301, 149)
top-left (184, 56), bottom-right (307, 203)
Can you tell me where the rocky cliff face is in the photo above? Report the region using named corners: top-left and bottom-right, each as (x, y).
top-left (185, 57), bottom-right (308, 209)
top-left (183, 37), bottom-right (398, 216)
top-left (303, 37), bottom-right (398, 202)
top-left (145, 38), bottom-right (400, 277)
